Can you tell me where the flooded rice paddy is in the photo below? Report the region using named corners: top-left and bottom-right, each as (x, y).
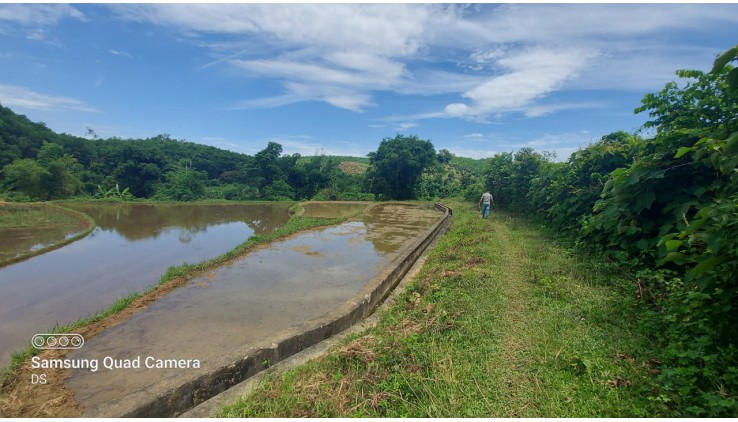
top-left (63, 203), bottom-right (442, 413)
top-left (300, 201), bottom-right (369, 218)
top-left (0, 203), bottom-right (291, 366)
top-left (0, 204), bottom-right (89, 265)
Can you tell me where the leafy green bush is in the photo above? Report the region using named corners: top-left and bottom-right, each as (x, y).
top-left (473, 45), bottom-right (738, 415)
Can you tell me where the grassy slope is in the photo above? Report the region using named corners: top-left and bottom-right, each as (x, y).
top-left (220, 200), bottom-right (667, 417)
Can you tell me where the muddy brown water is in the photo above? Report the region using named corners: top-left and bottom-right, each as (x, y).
top-left (0, 203), bottom-right (291, 367)
top-left (301, 201), bottom-right (369, 218)
top-left (63, 203), bottom-right (442, 414)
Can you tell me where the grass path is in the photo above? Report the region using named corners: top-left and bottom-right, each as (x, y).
top-left (220, 201), bottom-right (666, 417)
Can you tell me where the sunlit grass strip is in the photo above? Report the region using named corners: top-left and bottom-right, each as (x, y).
top-left (219, 200), bottom-right (666, 417)
top-left (0, 202), bottom-right (365, 381)
top-left (0, 203), bottom-right (95, 268)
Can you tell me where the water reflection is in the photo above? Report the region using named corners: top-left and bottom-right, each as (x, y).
top-left (63, 203), bottom-right (290, 240)
top-left (0, 225), bottom-right (87, 264)
top-left (0, 205), bottom-right (89, 265)
top-left (0, 203), bottom-right (291, 367)
top-left (63, 203), bottom-right (444, 412)
top-left (363, 203), bottom-right (442, 253)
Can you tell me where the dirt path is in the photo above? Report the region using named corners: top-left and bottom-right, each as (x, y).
top-left (480, 215), bottom-right (540, 416)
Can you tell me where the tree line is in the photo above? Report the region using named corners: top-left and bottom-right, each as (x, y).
top-left (482, 47), bottom-right (738, 416)
top-left (0, 105), bottom-right (482, 203)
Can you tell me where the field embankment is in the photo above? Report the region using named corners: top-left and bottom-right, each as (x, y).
top-left (220, 200), bottom-right (667, 417)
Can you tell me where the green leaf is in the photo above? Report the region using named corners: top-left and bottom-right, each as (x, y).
top-left (662, 252), bottom-right (689, 266)
top-left (710, 45), bottom-right (738, 74)
top-left (727, 67), bottom-right (738, 92)
top-left (674, 146), bottom-right (693, 159)
top-left (665, 239), bottom-right (683, 252)
top-left (636, 238), bottom-right (650, 251)
top-left (689, 255), bottom-right (729, 278)
top-left (726, 132), bottom-right (738, 154)
top-left (634, 191), bottom-right (656, 212)
top-left (659, 233), bottom-right (678, 244)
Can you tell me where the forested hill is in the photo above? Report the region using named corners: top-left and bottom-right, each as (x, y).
top-left (0, 105), bottom-right (486, 202)
top-left (0, 105), bottom-right (370, 201)
top-left (1, 105), bottom-right (248, 181)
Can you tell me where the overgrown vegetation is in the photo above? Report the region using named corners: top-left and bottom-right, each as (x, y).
top-left (220, 202), bottom-right (664, 417)
top-left (482, 47), bottom-right (738, 415)
top-left (0, 202), bottom-right (78, 229)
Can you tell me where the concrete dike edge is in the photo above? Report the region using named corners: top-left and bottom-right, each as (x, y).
top-left (86, 202), bottom-right (453, 417)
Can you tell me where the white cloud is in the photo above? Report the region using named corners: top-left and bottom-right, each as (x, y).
top-left (109, 49), bottom-right (133, 59)
top-left (111, 4), bottom-right (452, 112)
top-left (394, 122), bottom-right (418, 132)
top-left (466, 4), bottom-right (738, 45)
top-left (109, 3), bottom-right (738, 120)
top-left (113, 4), bottom-right (436, 55)
top-left (0, 85), bottom-right (99, 113)
top-left (445, 130), bottom-right (597, 160)
top-left (444, 47), bottom-right (599, 120)
top-left (0, 4), bottom-right (86, 26)
top-left (525, 102), bottom-right (607, 118)
top-left (0, 4), bottom-right (85, 47)
top-left (230, 58), bottom-right (394, 111)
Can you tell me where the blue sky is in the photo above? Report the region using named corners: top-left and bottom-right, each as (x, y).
top-left (1, 3), bottom-right (737, 160)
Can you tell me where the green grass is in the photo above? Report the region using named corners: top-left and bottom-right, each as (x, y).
top-left (0, 203), bottom-right (95, 268)
top-left (0, 203), bottom-right (79, 229)
top-left (219, 200), bottom-right (667, 417)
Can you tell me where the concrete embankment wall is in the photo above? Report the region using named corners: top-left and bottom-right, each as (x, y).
top-left (95, 202), bottom-right (452, 417)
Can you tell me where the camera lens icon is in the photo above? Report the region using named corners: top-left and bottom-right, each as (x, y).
top-left (31, 334), bottom-right (84, 350)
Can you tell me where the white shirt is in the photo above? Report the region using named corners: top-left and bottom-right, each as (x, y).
top-left (481, 192), bottom-right (493, 205)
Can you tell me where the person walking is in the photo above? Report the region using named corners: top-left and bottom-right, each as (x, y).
top-left (479, 190), bottom-right (494, 219)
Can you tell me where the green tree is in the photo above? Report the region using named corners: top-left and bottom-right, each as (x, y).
top-left (483, 149), bottom-right (550, 211)
top-left (528, 131), bottom-right (638, 231)
top-left (44, 154), bottom-right (83, 198)
top-left (262, 179), bottom-right (295, 201)
top-left (366, 134), bottom-right (436, 200)
top-left (36, 141), bottom-right (64, 165)
top-left (437, 148), bottom-right (453, 164)
top-left (254, 142), bottom-right (285, 190)
top-left (156, 160), bottom-right (208, 201)
top-left (2, 158), bottom-right (50, 199)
